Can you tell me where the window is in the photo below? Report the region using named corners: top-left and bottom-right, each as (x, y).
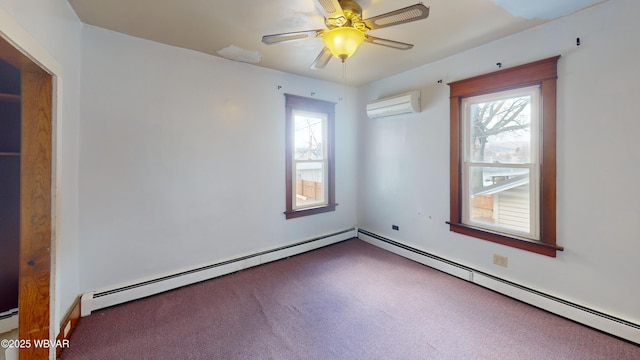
top-left (284, 94), bottom-right (336, 219)
top-left (448, 56), bottom-right (563, 257)
top-left (462, 86), bottom-right (540, 239)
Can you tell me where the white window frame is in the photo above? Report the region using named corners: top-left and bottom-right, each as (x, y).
top-left (461, 86), bottom-right (541, 240)
top-left (292, 109), bottom-right (329, 210)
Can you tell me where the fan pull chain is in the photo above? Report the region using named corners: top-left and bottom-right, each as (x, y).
top-left (342, 60), bottom-right (348, 105)
top-left (342, 60), bottom-right (347, 84)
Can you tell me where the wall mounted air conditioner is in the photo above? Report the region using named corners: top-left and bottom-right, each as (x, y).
top-left (366, 90), bottom-right (421, 119)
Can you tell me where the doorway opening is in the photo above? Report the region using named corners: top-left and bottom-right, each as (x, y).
top-left (0, 34), bottom-right (53, 360)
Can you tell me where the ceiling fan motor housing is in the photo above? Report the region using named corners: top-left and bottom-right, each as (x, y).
top-left (325, 0), bottom-right (365, 29)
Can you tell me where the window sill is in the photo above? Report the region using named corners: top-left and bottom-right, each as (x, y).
top-left (285, 203), bottom-right (337, 219)
top-left (447, 222), bottom-right (563, 257)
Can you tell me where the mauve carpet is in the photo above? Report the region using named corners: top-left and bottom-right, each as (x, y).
top-left (61, 239), bottom-right (639, 359)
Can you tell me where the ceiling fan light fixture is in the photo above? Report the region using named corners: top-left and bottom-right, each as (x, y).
top-left (261, 2), bottom-right (429, 69)
top-left (322, 27), bottom-right (365, 62)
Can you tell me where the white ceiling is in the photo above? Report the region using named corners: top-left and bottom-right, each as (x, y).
top-left (67, 0), bottom-right (607, 86)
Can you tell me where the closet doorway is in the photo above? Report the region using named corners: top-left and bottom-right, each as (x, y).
top-left (0, 34), bottom-right (53, 360)
top-left (0, 58), bottom-right (20, 321)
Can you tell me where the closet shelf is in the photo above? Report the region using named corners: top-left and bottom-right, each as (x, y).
top-left (0, 93), bottom-right (21, 102)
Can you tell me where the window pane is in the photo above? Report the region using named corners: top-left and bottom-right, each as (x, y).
top-left (295, 161), bottom-right (325, 208)
top-left (468, 166), bottom-right (530, 234)
top-left (469, 95), bottom-right (531, 164)
top-left (294, 114), bottom-right (325, 160)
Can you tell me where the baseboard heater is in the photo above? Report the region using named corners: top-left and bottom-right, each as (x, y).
top-left (0, 308), bottom-right (18, 333)
top-left (357, 228), bottom-right (640, 345)
top-left (81, 228), bottom-right (357, 316)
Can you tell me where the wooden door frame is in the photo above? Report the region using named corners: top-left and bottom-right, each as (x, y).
top-left (0, 34), bottom-right (53, 360)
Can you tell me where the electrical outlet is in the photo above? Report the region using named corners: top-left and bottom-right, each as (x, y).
top-left (493, 254), bottom-right (508, 267)
top-left (392, 225), bottom-right (399, 231)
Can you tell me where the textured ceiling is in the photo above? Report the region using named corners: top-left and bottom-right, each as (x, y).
top-left (67, 0), bottom-right (607, 86)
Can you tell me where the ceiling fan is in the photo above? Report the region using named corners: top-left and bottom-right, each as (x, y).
top-left (261, 0), bottom-right (430, 69)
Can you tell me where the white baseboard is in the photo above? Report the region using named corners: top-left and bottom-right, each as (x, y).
top-left (81, 228), bottom-right (357, 316)
top-left (357, 228), bottom-right (640, 345)
top-left (0, 309), bottom-right (18, 334)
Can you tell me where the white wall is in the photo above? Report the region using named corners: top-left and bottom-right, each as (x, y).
top-left (78, 26), bottom-right (358, 292)
top-left (0, 0), bottom-right (82, 345)
top-left (358, 0), bottom-right (640, 324)
top-left (3, 0), bottom-right (637, 345)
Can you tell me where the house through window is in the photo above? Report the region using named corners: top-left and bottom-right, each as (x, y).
top-left (447, 56), bottom-right (563, 257)
top-left (284, 94), bottom-right (336, 219)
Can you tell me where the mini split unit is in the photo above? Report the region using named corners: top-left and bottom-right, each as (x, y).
top-left (366, 90), bottom-right (421, 119)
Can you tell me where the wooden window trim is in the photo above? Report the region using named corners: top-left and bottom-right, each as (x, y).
top-left (447, 56), bottom-right (563, 257)
top-left (284, 94), bottom-right (336, 219)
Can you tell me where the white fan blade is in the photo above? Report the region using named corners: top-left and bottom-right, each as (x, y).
top-left (311, 48), bottom-right (333, 69)
top-left (362, 3), bottom-right (429, 30)
top-left (262, 30), bottom-right (322, 45)
top-left (364, 35), bottom-right (413, 50)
